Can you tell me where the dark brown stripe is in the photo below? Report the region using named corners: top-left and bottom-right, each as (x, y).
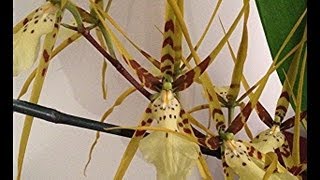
top-left (140, 50), bottom-right (151, 59)
top-left (257, 151), bottom-right (262, 159)
top-left (280, 146), bottom-right (291, 157)
top-left (164, 19), bottom-right (174, 32)
top-left (275, 148), bottom-right (285, 166)
top-left (141, 121), bottom-right (146, 126)
top-left (222, 162), bottom-right (228, 167)
top-left (207, 136), bottom-right (220, 150)
top-left (23, 18), bottom-right (29, 25)
top-left (279, 91), bottom-right (290, 101)
top-left (160, 65), bottom-right (173, 72)
top-left (43, 50), bottom-right (50, 63)
top-left (227, 102), bottom-right (252, 134)
top-left (198, 56), bottom-right (211, 74)
top-left (147, 118), bottom-right (153, 124)
top-left (41, 68), bottom-right (47, 76)
top-left (135, 130), bottom-right (146, 137)
top-left (248, 146), bottom-right (255, 157)
top-left (182, 119), bottom-right (188, 124)
top-left (207, 91), bottom-right (213, 101)
top-left (129, 60), bottom-right (140, 69)
top-left (212, 109), bottom-right (223, 118)
top-left (183, 128), bottom-right (191, 134)
top-left (173, 70), bottom-right (195, 91)
top-left (145, 108), bottom-right (152, 113)
top-left (281, 111), bottom-right (307, 130)
top-left (216, 122), bottom-right (225, 130)
top-left (162, 37), bottom-right (174, 48)
top-left (179, 109), bottom-right (186, 117)
top-left (230, 83), bottom-right (240, 89)
top-left (198, 138), bottom-right (206, 147)
top-left (164, 70), bottom-right (173, 76)
top-left (275, 105), bottom-right (287, 113)
top-left (289, 165), bottom-right (303, 175)
top-left (160, 54), bottom-right (174, 64)
top-left (256, 102), bottom-right (273, 128)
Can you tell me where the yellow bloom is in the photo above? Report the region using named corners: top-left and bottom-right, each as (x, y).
top-left (224, 139), bottom-right (297, 179)
top-left (139, 90), bottom-right (199, 180)
top-left (13, 2), bottom-right (58, 76)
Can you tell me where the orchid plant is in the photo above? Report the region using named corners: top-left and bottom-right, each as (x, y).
top-left (13, 0), bottom-right (307, 179)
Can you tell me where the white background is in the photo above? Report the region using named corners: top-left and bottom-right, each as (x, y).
top-left (13, 0), bottom-right (303, 179)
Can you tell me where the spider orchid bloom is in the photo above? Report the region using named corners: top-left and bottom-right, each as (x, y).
top-left (139, 90), bottom-right (200, 180)
top-left (223, 139), bottom-right (298, 179)
top-left (13, 2), bottom-right (58, 76)
top-left (251, 125), bottom-right (285, 154)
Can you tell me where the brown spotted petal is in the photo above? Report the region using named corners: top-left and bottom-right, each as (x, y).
top-left (256, 102), bottom-right (274, 128)
top-left (139, 90), bottom-right (200, 179)
top-left (224, 140), bottom-right (266, 179)
top-left (280, 111), bottom-right (307, 131)
top-left (251, 126), bottom-right (285, 154)
top-left (13, 2), bottom-right (58, 76)
top-left (224, 140), bottom-right (298, 180)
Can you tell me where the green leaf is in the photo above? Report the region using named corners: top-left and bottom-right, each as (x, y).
top-left (255, 0), bottom-right (307, 111)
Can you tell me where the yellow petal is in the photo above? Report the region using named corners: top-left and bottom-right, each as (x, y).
top-left (139, 131), bottom-right (199, 179)
top-left (224, 140), bottom-right (265, 179)
top-left (139, 90), bottom-right (200, 179)
top-left (13, 3), bottom-right (57, 76)
top-left (251, 126), bottom-right (285, 154)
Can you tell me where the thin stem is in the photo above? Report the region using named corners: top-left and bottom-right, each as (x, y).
top-left (227, 107), bottom-right (234, 126)
top-left (65, 2), bottom-right (84, 27)
top-left (64, 2), bottom-right (152, 99)
top-left (105, 0), bottom-right (113, 12)
top-left (81, 29), bottom-right (152, 100)
top-left (98, 24), bottom-right (116, 57)
top-left (13, 99), bottom-right (221, 159)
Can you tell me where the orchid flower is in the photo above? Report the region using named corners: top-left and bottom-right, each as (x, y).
top-left (13, 2), bottom-right (58, 76)
top-left (139, 90), bottom-right (200, 180)
top-left (223, 137), bottom-right (298, 180)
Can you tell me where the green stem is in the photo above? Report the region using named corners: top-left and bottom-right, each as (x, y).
top-left (65, 2), bottom-right (84, 27)
top-left (227, 107), bottom-right (234, 126)
top-left (98, 24), bottom-right (116, 58)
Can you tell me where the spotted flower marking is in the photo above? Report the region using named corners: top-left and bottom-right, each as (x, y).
top-left (224, 140), bottom-right (298, 180)
top-left (139, 90), bottom-right (200, 179)
top-left (251, 126), bottom-right (285, 154)
top-left (214, 86), bottom-right (229, 102)
top-left (13, 2), bottom-right (58, 76)
top-left (224, 140), bottom-right (266, 179)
